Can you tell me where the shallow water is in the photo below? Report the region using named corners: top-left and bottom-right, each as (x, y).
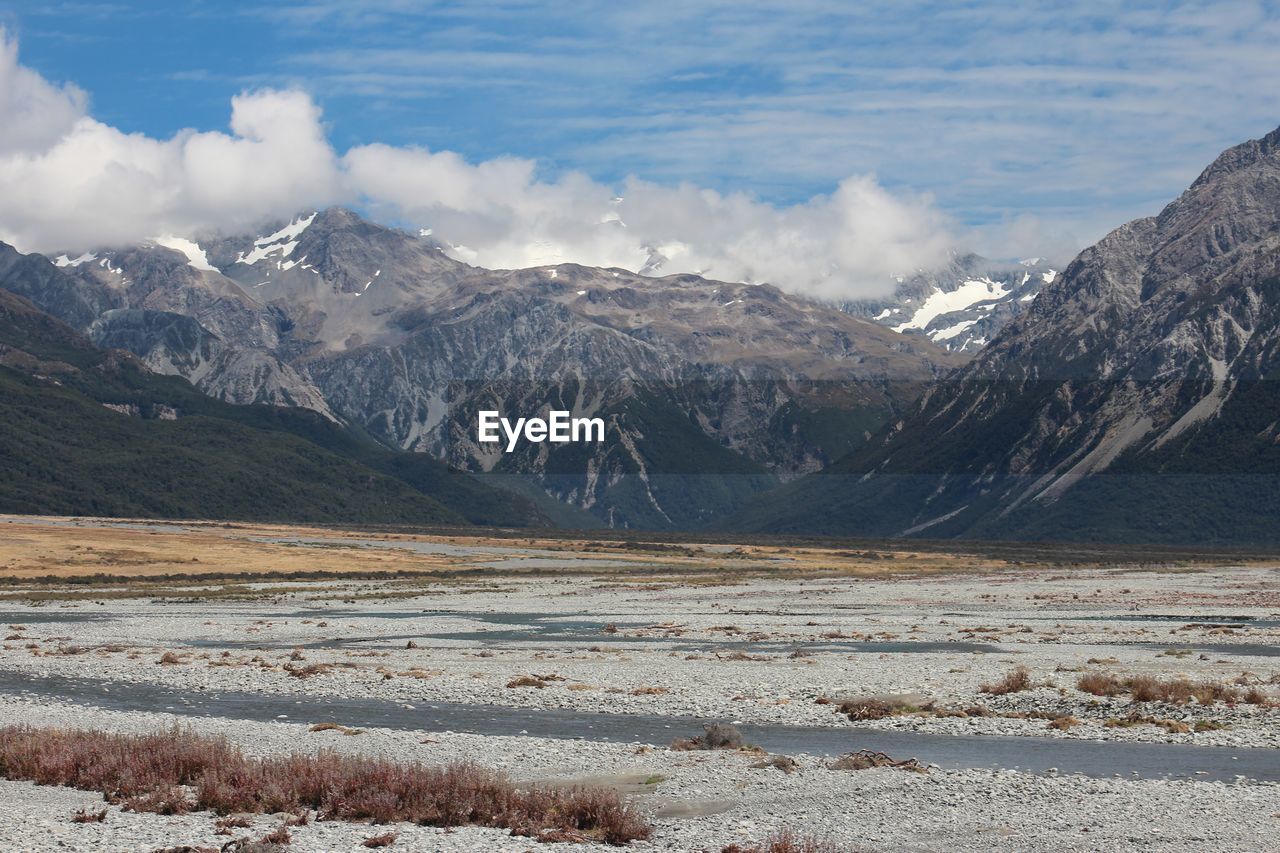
top-left (178, 609), bottom-right (1004, 654)
top-left (0, 610), bottom-right (110, 624)
top-left (0, 669), bottom-right (1273, 783)
top-left (1133, 642), bottom-right (1280, 658)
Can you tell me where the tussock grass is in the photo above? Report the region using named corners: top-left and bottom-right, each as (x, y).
top-left (1076, 672), bottom-right (1253, 705)
top-left (0, 726), bottom-right (649, 845)
top-left (980, 666), bottom-right (1032, 696)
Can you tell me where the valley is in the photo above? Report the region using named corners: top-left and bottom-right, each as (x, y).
top-left (0, 516), bottom-right (1276, 850)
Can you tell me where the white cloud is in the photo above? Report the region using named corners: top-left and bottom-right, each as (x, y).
top-left (0, 29), bottom-right (951, 300)
top-left (0, 34), bottom-right (85, 155)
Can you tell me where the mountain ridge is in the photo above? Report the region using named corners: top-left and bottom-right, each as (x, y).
top-left (729, 122), bottom-right (1280, 545)
top-left (19, 210), bottom-right (962, 528)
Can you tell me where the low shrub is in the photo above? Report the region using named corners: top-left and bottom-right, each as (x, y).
top-left (1078, 673), bottom-right (1244, 705)
top-left (980, 666), bottom-right (1032, 696)
top-left (0, 726), bottom-right (650, 845)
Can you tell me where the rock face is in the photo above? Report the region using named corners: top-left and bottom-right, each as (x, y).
top-left (842, 254), bottom-right (1057, 353)
top-left (18, 209), bottom-right (960, 528)
top-left (735, 125), bottom-right (1280, 545)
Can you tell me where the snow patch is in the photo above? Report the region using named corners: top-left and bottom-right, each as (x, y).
top-left (256, 212), bottom-right (315, 246)
top-left (54, 252), bottom-right (96, 267)
top-left (153, 236), bottom-right (217, 271)
top-left (892, 277), bottom-right (1010, 333)
top-left (929, 318), bottom-right (979, 341)
top-left (236, 212), bottom-right (315, 265)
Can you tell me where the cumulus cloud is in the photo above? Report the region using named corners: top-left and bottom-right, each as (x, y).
top-left (0, 30), bottom-right (952, 300)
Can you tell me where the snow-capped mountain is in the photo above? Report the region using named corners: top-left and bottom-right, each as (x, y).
top-left (735, 124), bottom-right (1280, 545)
top-left (9, 208), bottom-right (960, 528)
top-left (842, 254), bottom-right (1058, 353)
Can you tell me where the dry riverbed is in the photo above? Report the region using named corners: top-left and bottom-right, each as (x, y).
top-left (0, 515), bottom-right (1277, 851)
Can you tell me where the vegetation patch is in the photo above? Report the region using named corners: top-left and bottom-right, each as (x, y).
top-left (0, 726), bottom-right (650, 845)
top-left (980, 666), bottom-right (1032, 695)
top-left (1076, 672), bottom-right (1262, 705)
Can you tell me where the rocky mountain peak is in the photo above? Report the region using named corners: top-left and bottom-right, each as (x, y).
top-left (1188, 123), bottom-right (1280, 190)
top-left (735, 124), bottom-right (1280, 544)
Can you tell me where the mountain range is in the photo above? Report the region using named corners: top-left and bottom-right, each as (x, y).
top-left (6, 210), bottom-right (959, 528)
top-left (3, 125), bottom-right (1279, 543)
top-left (733, 124), bottom-right (1280, 545)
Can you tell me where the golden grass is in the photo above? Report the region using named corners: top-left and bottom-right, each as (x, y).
top-left (3, 514), bottom-right (1270, 593)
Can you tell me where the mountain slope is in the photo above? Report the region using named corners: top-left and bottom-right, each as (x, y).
top-left (0, 286), bottom-right (546, 526)
top-left (30, 210), bottom-right (961, 528)
top-left (731, 125), bottom-right (1280, 545)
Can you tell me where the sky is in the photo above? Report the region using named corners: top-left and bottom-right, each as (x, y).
top-left (0, 0), bottom-right (1278, 299)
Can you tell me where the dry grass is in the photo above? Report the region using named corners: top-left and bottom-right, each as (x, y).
top-left (284, 663), bottom-right (334, 679)
top-left (308, 723), bottom-right (363, 736)
top-left (0, 726), bottom-right (650, 845)
top-left (834, 697), bottom-right (925, 721)
top-left (722, 829), bottom-right (840, 852)
top-left (1076, 672), bottom-right (1248, 705)
top-left (1103, 712), bottom-right (1191, 733)
top-left (215, 815), bottom-right (252, 834)
top-left (980, 666), bottom-right (1032, 696)
top-left (1076, 671), bottom-right (1123, 696)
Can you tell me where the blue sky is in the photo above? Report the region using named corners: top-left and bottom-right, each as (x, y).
top-left (1, 1), bottom-right (1279, 293)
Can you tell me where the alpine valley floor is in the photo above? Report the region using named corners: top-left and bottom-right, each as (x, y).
top-left (0, 515), bottom-right (1277, 851)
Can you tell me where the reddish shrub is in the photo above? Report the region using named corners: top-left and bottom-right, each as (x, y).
top-left (0, 726), bottom-right (650, 845)
top-left (260, 825), bottom-right (291, 845)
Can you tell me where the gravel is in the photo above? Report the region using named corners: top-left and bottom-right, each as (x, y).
top-left (0, 563), bottom-right (1276, 850)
